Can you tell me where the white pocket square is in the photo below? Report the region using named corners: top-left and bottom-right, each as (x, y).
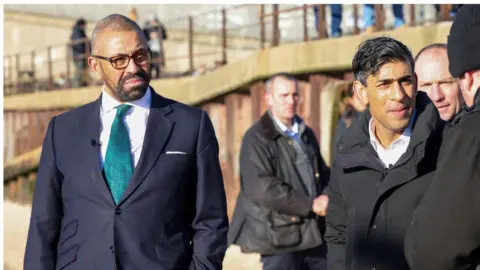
top-left (165, 151), bottom-right (187, 154)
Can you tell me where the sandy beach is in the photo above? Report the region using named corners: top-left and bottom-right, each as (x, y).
top-left (3, 200), bottom-right (261, 270)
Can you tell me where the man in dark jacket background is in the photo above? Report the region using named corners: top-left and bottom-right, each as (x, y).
top-left (228, 73), bottom-right (330, 269)
top-left (70, 18), bottom-right (89, 87)
top-left (333, 83), bottom-right (367, 155)
top-left (325, 37), bottom-right (444, 270)
top-left (405, 5), bottom-right (480, 270)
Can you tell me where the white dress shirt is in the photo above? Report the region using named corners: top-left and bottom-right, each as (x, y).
top-left (369, 110), bottom-right (416, 168)
top-left (272, 115), bottom-right (299, 134)
top-left (99, 87), bottom-right (152, 169)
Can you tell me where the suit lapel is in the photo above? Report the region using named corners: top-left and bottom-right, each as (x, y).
top-left (77, 95), bottom-right (116, 205)
top-left (118, 90), bottom-right (175, 205)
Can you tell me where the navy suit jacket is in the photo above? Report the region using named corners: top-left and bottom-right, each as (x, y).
top-left (24, 89), bottom-right (229, 270)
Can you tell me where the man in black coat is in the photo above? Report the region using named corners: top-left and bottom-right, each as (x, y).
top-left (405, 5), bottom-right (480, 270)
top-left (325, 36), bottom-right (444, 270)
top-left (333, 83), bottom-right (366, 156)
top-left (228, 73), bottom-right (331, 269)
top-left (70, 18), bottom-right (89, 87)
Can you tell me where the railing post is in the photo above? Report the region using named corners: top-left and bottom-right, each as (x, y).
top-left (4, 56), bottom-right (9, 93)
top-left (409, 4), bottom-right (416, 26)
top-left (188, 16), bottom-right (194, 73)
top-left (7, 180), bottom-right (16, 201)
top-left (19, 173), bottom-right (29, 204)
top-left (31, 50), bottom-right (36, 91)
top-left (303, 4), bottom-right (308, 41)
top-left (222, 8), bottom-right (227, 65)
top-left (27, 172), bottom-right (37, 204)
top-left (440, 4), bottom-right (450, 21)
top-left (15, 53), bottom-right (21, 94)
top-left (8, 55), bottom-right (13, 89)
top-left (353, 4), bottom-right (360, 34)
top-left (260, 4), bottom-right (265, 48)
top-left (66, 43), bottom-right (71, 89)
top-left (3, 57), bottom-right (6, 94)
top-left (47, 46), bottom-right (53, 90)
top-left (272, 4), bottom-right (279, 46)
top-left (375, 4), bottom-right (385, 31)
top-left (317, 4), bottom-right (327, 39)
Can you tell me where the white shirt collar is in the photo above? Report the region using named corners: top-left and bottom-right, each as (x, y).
top-left (369, 109), bottom-right (416, 151)
top-left (272, 114), bottom-right (299, 134)
top-left (101, 86), bottom-right (152, 114)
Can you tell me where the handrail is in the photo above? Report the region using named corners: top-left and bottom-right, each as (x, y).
top-left (4, 4), bottom-right (455, 96)
top-left (259, 4), bottom-right (317, 18)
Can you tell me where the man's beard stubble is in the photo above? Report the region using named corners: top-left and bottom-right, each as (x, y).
top-left (105, 70), bottom-right (150, 102)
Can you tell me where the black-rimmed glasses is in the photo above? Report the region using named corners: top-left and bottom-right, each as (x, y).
top-left (91, 49), bottom-right (152, 70)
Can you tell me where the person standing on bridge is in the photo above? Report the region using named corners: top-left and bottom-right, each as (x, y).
top-left (70, 18), bottom-right (89, 88)
top-left (228, 73), bottom-right (331, 269)
top-left (24, 14), bottom-right (228, 270)
top-left (325, 36), bottom-right (445, 270)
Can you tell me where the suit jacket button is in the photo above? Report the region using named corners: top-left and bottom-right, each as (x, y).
top-left (115, 209), bottom-right (123, 215)
top-left (315, 173), bottom-right (320, 178)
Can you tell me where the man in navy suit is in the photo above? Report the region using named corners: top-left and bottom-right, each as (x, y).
top-left (24, 14), bottom-right (229, 270)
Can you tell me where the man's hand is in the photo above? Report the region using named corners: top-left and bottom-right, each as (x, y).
top-left (312, 195), bottom-right (329, 216)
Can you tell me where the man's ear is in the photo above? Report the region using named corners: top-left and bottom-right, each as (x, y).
top-left (353, 80), bottom-right (368, 107)
top-left (464, 71), bottom-right (476, 93)
top-left (265, 90), bottom-right (272, 107)
top-left (457, 71), bottom-right (474, 95)
top-left (88, 56), bottom-right (101, 74)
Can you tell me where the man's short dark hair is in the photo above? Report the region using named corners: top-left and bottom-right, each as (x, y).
top-left (414, 43), bottom-right (448, 62)
top-left (352, 36), bottom-right (415, 86)
top-left (77, 18), bottom-right (86, 26)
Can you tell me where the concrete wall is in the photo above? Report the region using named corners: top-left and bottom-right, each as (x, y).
top-left (4, 21), bottom-right (453, 112)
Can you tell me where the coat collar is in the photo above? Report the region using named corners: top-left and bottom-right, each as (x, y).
top-left (101, 86), bottom-right (152, 114)
top-left (334, 92), bottom-right (444, 225)
top-left (259, 110), bottom-right (305, 140)
top-left (450, 87), bottom-right (480, 125)
top-left (336, 91), bottom-right (442, 156)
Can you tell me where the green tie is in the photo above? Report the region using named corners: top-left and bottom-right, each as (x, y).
top-left (104, 104), bottom-right (133, 205)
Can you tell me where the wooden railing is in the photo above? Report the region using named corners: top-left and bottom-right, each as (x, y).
top-left (3, 4), bottom-right (455, 96)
